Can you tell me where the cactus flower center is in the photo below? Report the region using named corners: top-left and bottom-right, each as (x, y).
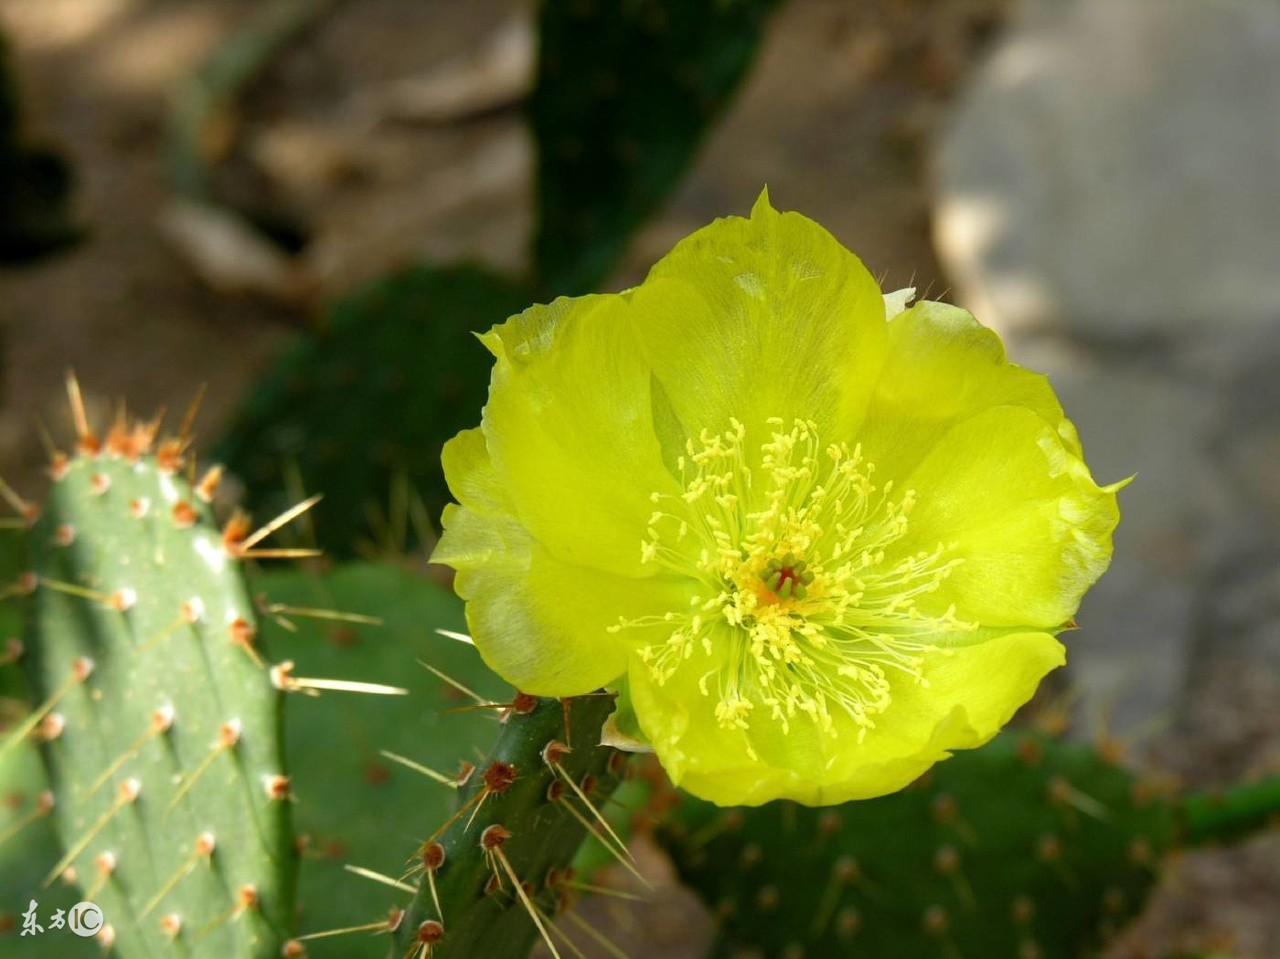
top-left (615, 417), bottom-right (976, 743)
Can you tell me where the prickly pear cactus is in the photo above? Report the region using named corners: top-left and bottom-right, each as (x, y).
top-left (531, 0), bottom-right (783, 294)
top-left (8, 405), bottom-right (295, 957)
top-left (255, 561), bottom-right (508, 959)
top-left (657, 731), bottom-right (1280, 959)
top-left (388, 693), bottom-right (629, 959)
top-left (218, 264), bottom-right (533, 556)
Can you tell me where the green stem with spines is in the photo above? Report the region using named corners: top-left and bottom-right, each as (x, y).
top-left (1182, 776), bottom-right (1280, 846)
top-left (389, 693), bottom-right (626, 959)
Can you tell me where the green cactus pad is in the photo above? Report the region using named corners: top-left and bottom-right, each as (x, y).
top-left (12, 427), bottom-right (295, 957)
top-left (389, 693), bottom-right (629, 959)
top-left (658, 731), bottom-right (1186, 959)
top-left (0, 534), bottom-right (25, 703)
top-left (531, 0), bottom-right (782, 294)
top-left (255, 561), bottom-right (508, 959)
top-left (217, 264), bottom-right (534, 557)
top-left (0, 734), bottom-right (93, 957)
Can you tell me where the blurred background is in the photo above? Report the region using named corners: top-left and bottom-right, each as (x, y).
top-left (1, 0), bottom-right (1277, 955)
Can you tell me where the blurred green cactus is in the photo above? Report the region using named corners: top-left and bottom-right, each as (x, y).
top-left (656, 730), bottom-right (1280, 959)
top-left (531, 0), bottom-right (783, 294)
top-left (219, 265), bottom-right (534, 556)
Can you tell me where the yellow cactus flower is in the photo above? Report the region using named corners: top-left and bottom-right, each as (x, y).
top-left (434, 192), bottom-right (1124, 806)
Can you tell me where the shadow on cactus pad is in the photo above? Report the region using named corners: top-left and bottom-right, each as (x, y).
top-left (257, 562), bottom-right (509, 959)
top-left (0, 739), bottom-right (94, 957)
top-left (217, 265), bottom-right (533, 556)
top-left (532, 0), bottom-right (783, 295)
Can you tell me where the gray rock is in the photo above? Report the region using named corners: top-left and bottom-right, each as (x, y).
top-left (1043, 361), bottom-right (1219, 735)
top-left (935, 0), bottom-right (1280, 355)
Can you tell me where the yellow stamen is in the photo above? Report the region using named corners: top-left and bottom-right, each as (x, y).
top-left (613, 418), bottom-right (976, 738)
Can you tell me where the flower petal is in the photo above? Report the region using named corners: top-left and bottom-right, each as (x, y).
top-left (811, 630), bottom-right (1066, 803)
top-left (899, 404), bottom-right (1121, 629)
top-left (439, 426), bottom-right (512, 518)
top-left (436, 428), bottom-right (687, 694)
top-left (449, 554), bottom-right (626, 696)
top-left (627, 630), bottom-right (1064, 806)
top-left (441, 512), bottom-right (681, 696)
top-left (479, 295), bottom-right (678, 577)
top-left (629, 192), bottom-right (888, 451)
top-left (857, 300), bottom-right (1083, 485)
top-left (434, 428), bottom-right (534, 574)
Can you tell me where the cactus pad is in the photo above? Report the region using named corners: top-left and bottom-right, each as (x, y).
top-left (389, 693), bottom-right (629, 959)
top-left (531, 0), bottom-right (782, 294)
top-left (0, 735), bottom-right (93, 956)
top-left (218, 264), bottom-right (533, 556)
top-left (255, 561), bottom-right (508, 959)
top-left (11, 410), bottom-right (295, 957)
top-left (658, 731), bottom-right (1189, 959)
